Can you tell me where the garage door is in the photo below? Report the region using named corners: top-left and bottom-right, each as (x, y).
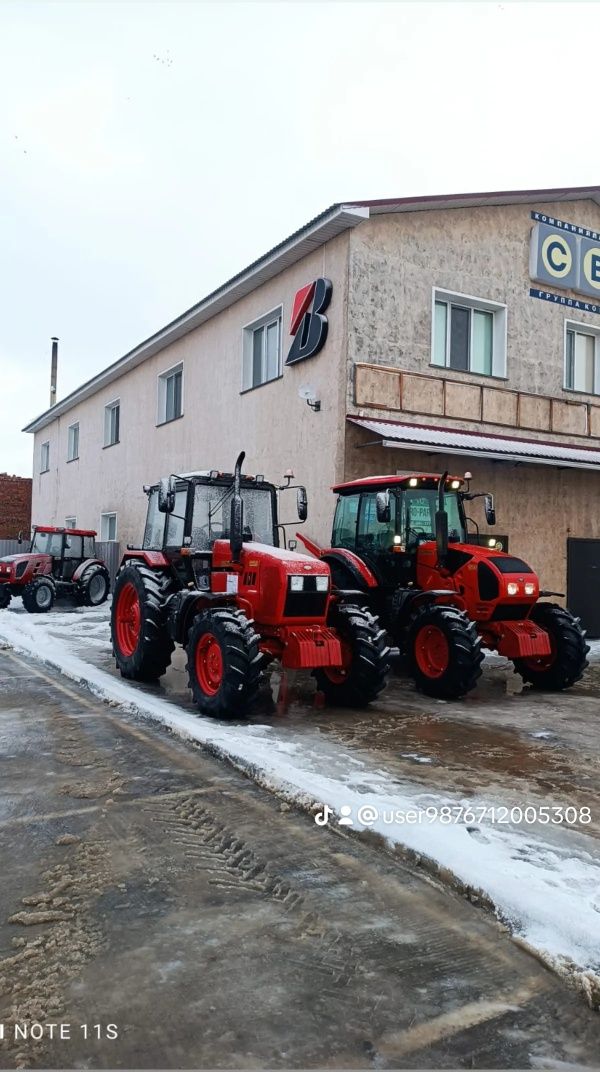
top-left (567, 538), bottom-right (600, 638)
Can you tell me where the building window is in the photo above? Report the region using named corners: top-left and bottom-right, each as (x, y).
top-left (432, 289), bottom-right (506, 378)
top-left (67, 422), bottom-right (79, 461)
top-left (157, 363), bottom-right (183, 424)
top-left (565, 323), bottom-right (600, 395)
top-left (65, 517), bottom-right (77, 529)
top-left (104, 399), bottom-right (120, 446)
top-left (242, 308), bottom-right (282, 391)
top-left (100, 512), bottom-right (117, 541)
top-left (40, 441), bottom-right (50, 473)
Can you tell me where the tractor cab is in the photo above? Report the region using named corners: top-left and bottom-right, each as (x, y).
top-left (330, 473), bottom-right (477, 589)
top-left (30, 527), bottom-right (98, 581)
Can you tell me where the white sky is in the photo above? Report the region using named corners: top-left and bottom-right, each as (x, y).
top-left (1, 0), bottom-right (599, 476)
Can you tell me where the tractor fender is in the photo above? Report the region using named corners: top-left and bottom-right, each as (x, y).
top-left (167, 589), bottom-right (238, 645)
top-left (391, 587), bottom-right (464, 627)
top-left (72, 557), bottom-right (106, 583)
top-left (321, 550), bottom-right (379, 592)
top-left (119, 549), bottom-right (170, 570)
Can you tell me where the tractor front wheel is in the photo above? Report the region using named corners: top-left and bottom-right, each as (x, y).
top-left (22, 577), bottom-right (56, 614)
top-left (186, 608), bottom-right (261, 718)
top-left (111, 565), bottom-right (174, 681)
top-left (313, 603), bottom-right (390, 708)
top-left (514, 602), bottom-right (589, 691)
top-left (407, 603), bottom-right (483, 699)
top-left (0, 587), bottom-right (11, 609)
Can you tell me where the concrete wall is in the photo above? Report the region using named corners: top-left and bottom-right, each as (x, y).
top-left (346, 199), bottom-right (600, 407)
top-left (31, 233), bottom-right (350, 547)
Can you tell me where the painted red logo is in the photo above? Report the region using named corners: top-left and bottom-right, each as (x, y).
top-left (286, 277), bottom-right (332, 365)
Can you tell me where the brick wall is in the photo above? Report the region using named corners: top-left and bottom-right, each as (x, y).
top-left (0, 473), bottom-right (32, 539)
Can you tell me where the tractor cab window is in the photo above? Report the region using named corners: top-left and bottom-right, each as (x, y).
top-left (143, 490), bottom-right (167, 549)
top-left (31, 531), bottom-right (64, 556)
top-left (400, 489), bottom-right (466, 546)
top-left (64, 535), bottom-right (83, 559)
top-left (332, 494), bottom-right (360, 550)
top-left (83, 537), bottom-right (95, 558)
top-left (191, 483), bottom-right (275, 550)
top-left (357, 493), bottom-right (397, 554)
top-left (165, 489), bottom-right (187, 547)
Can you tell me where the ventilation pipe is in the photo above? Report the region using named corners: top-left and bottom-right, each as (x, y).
top-left (50, 337), bottom-right (58, 407)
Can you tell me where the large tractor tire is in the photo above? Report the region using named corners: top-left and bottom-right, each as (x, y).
top-left (406, 603), bottom-right (483, 699)
top-left (186, 607), bottom-right (261, 718)
top-left (22, 576), bottom-right (56, 614)
top-left (0, 587), bottom-right (11, 609)
top-left (78, 564), bottom-right (110, 607)
top-left (313, 603), bottom-right (390, 708)
top-left (514, 602), bottom-right (589, 691)
top-left (111, 564), bottom-right (174, 681)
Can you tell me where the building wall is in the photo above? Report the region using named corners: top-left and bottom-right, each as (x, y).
top-left (0, 474), bottom-right (32, 539)
top-left (31, 233), bottom-right (351, 547)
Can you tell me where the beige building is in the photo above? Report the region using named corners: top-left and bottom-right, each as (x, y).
top-left (24, 186), bottom-right (600, 632)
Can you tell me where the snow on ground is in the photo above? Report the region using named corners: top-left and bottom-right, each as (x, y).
top-left (1, 600), bottom-right (600, 1004)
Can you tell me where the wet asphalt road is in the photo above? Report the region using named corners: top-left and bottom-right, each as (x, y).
top-left (1, 649), bottom-right (600, 1069)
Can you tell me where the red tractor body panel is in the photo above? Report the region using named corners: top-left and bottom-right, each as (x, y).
top-left (296, 535), bottom-right (379, 588)
top-left (121, 549), bottom-right (171, 569)
top-left (71, 558), bottom-right (108, 583)
top-left (0, 553), bottom-right (53, 586)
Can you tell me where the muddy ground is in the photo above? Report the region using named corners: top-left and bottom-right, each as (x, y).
top-left (1, 648), bottom-right (600, 1069)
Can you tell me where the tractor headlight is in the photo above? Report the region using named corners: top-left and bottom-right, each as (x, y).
top-left (524, 582), bottom-right (536, 597)
top-left (290, 576), bottom-right (305, 591)
top-left (507, 582), bottom-right (519, 596)
top-left (315, 575), bottom-right (329, 592)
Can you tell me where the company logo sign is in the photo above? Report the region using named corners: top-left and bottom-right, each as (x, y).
top-left (529, 211), bottom-right (600, 300)
top-left (286, 277), bottom-right (332, 365)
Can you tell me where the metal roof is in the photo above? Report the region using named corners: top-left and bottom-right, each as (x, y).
top-left (348, 416), bottom-right (600, 471)
top-left (24, 185), bottom-right (600, 434)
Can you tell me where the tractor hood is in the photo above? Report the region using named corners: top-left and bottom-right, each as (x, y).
top-left (0, 553), bottom-right (52, 580)
top-left (0, 553), bottom-right (51, 566)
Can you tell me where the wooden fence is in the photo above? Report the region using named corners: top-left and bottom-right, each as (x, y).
top-left (0, 540), bottom-right (122, 589)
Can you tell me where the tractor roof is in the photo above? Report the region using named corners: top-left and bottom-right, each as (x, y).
top-left (34, 525), bottom-right (97, 537)
top-left (333, 474), bottom-right (465, 493)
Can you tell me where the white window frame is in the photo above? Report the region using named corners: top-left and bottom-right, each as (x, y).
top-left (104, 398), bottom-right (120, 447)
top-left (431, 288), bottom-right (507, 379)
top-left (65, 517), bottom-right (77, 529)
top-left (100, 512), bottom-right (118, 541)
top-left (564, 319), bottom-right (600, 396)
top-left (67, 422), bottom-right (79, 462)
top-left (157, 362), bottom-right (184, 425)
top-left (40, 441), bottom-right (50, 473)
top-left (241, 306), bottom-right (283, 392)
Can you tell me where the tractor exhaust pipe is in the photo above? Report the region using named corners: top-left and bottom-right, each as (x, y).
top-left (50, 337), bottom-right (59, 407)
top-left (435, 470), bottom-right (449, 568)
top-left (230, 451), bottom-right (245, 563)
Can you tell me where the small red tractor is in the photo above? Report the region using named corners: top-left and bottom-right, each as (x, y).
top-left (298, 471), bottom-right (589, 699)
top-left (0, 526), bottom-right (110, 613)
top-left (110, 454), bottom-right (389, 718)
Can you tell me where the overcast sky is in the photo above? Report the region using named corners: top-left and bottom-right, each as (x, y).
top-left (1, 0), bottom-right (599, 476)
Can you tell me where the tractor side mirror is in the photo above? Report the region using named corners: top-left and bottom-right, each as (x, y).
top-left (484, 494), bottom-right (496, 527)
top-left (158, 476), bottom-right (176, 514)
top-left (376, 491), bottom-right (391, 524)
top-left (230, 494), bottom-right (244, 562)
top-left (297, 486), bottom-right (308, 522)
top-left (436, 510), bottom-right (449, 566)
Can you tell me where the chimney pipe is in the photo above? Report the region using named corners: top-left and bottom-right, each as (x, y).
top-left (50, 337), bottom-right (58, 407)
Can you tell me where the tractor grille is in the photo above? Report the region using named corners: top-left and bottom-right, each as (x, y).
top-left (478, 562), bottom-right (499, 601)
top-left (490, 604), bottom-right (532, 621)
top-left (284, 576), bottom-right (328, 618)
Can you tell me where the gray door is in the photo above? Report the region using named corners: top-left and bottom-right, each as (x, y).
top-left (567, 538), bottom-right (600, 638)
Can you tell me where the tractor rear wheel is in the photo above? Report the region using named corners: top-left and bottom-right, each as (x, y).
top-left (111, 564), bottom-right (174, 681)
top-left (79, 564), bottom-right (110, 607)
top-left (514, 602), bottom-right (589, 691)
top-left (313, 603), bottom-right (390, 708)
top-left (407, 603), bottom-right (483, 699)
top-left (0, 587), bottom-right (11, 609)
top-left (186, 607), bottom-right (261, 718)
top-left (22, 577), bottom-right (56, 614)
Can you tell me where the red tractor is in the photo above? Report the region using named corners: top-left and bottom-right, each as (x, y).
top-left (0, 526), bottom-right (110, 613)
top-left (298, 471), bottom-right (589, 699)
top-left (110, 453), bottom-right (390, 717)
